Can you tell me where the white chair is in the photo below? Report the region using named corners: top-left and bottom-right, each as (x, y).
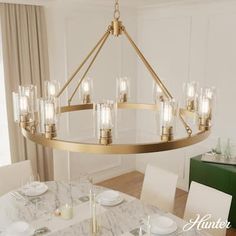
top-left (141, 164), bottom-right (178, 212)
top-left (0, 160), bottom-right (33, 196)
top-left (184, 181), bottom-right (232, 236)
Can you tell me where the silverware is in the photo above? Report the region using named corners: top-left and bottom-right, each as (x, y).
top-left (33, 227), bottom-right (50, 235)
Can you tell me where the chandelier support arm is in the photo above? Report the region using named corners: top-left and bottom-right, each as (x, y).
top-left (179, 109), bottom-right (193, 136)
top-left (68, 31), bottom-right (110, 105)
top-left (122, 28), bottom-right (173, 100)
top-left (56, 30), bottom-right (110, 99)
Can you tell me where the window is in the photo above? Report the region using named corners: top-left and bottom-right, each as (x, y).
top-left (0, 29), bottom-right (11, 166)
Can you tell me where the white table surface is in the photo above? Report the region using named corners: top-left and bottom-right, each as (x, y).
top-left (0, 181), bottom-right (210, 235)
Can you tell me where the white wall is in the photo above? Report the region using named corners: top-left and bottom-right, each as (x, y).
top-left (136, 0), bottom-right (236, 190)
top-left (45, 1), bottom-right (137, 182)
top-left (45, 0), bottom-right (236, 190)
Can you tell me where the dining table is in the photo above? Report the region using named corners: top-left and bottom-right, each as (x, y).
top-left (0, 180), bottom-right (210, 236)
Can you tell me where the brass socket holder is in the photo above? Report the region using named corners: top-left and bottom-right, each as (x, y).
top-left (119, 93), bottom-right (128, 103)
top-left (199, 117), bottom-right (211, 131)
top-left (83, 94), bottom-right (91, 104)
top-left (187, 99), bottom-right (195, 111)
top-left (161, 126), bottom-right (174, 142)
top-left (99, 129), bottom-right (112, 145)
top-left (20, 114), bottom-right (30, 129)
top-left (111, 20), bottom-right (123, 36)
top-left (45, 124), bottom-right (57, 139)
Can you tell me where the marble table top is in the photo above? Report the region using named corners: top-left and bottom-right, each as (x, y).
top-left (0, 181), bottom-right (210, 236)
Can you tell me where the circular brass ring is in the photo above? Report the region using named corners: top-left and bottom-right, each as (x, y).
top-left (22, 103), bottom-right (211, 155)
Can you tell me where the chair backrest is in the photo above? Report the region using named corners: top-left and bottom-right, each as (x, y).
top-left (141, 164), bottom-right (178, 212)
top-left (184, 181), bottom-right (232, 236)
top-left (0, 160), bottom-right (33, 196)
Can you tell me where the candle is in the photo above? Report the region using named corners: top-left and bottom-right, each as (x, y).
top-left (61, 204), bottom-right (73, 220)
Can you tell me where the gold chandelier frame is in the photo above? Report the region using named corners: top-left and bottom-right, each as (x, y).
top-left (21, 2), bottom-right (211, 154)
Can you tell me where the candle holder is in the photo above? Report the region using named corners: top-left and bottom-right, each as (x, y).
top-left (45, 123), bottom-right (57, 139)
top-left (99, 129), bottom-right (112, 145)
top-left (83, 94), bottom-right (91, 104)
top-left (198, 117), bottom-right (210, 131)
top-left (161, 126), bottom-right (173, 141)
top-left (19, 114), bottom-right (30, 129)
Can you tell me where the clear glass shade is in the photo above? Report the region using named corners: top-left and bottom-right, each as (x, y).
top-left (117, 77), bottom-right (130, 102)
top-left (198, 88), bottom-right (214, 119)
top-left (38, 98), bottom-right (58, 133)
top-left (159, 100), bottom-right (177, 136)
top-left (44, 80), bottom-right (60, 99)
top-left (80, 77), bottom-right (93, 103)
top-left (12, 85), bottom-right (37, 122)
top-left (94, 100), bottom-right (117, 137)
top-left (153, 81), bottom-right (164, 103)
top-left (183, 81), bottom-right (198, 110)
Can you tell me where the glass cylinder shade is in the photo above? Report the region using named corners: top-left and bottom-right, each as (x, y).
top-left (198, 88), bottom-right (213, 131)
top-left (80, 77), bottom-right (93, 104)
top-left (95, 100), bottom-right (117, 145)
top-left (38, 98), bottom-right (58, 138)
top-left (183, 81), bottom-right (198, 111)
top-left (18, 85), bottom-right (37, 122)
top-left (153, 81), bottom-right (164, 103)
top-left (117, 77), bottom-right (130, 103)
top-left (12, 92), bottom-right (20, 123)
top-left (44, 80), bottom-right (60, 99)
top-left (159, 100), bottom-right (177, 141)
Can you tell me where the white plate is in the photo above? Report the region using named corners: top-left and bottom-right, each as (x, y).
top-left (150, 215), bottom-right (177, 235)
top-left (97, 190), bottom-right (120, 201)
top-left (4, 221), bottom-right (34, 236)
top-left (96, 191), bottom-right (123, 206)
top-left (21, 182), bottom-right (48, 197)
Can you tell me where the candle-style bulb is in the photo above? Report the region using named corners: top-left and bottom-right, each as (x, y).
top-left (160, 100), bottom-right (176, 141)
top-left (81, 78), bottom-right (92, 104)
top-left (117, 77), bottom-right (130, 103)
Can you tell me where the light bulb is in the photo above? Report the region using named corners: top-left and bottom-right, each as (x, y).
top-left (187, 85), bottom-right (195, 98)
top-left (156, 84), bottom-right (162, 93)
top-left (101, 106), bottom-right (112, 129)
top-left (19, 96), bottom-right (28, 114)
top-left (199, 97), bottom-right (210, 116)
top-left (49, 84), bottom-right (56, 97)
top-left (163, 103), bottom-right (173, 126)
top-left (82, 81), bottom-right (90, 94)
top-left (120, 80), bottom-right (127, 93)
top-left (45, 102), bottom-right (55, 124)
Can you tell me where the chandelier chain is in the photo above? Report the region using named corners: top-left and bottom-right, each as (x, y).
top-left (113, 0), bottom-right (120, 20)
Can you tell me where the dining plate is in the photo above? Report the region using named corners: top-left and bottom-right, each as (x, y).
top-left (96, 190), bottom-right (124, 206)
top-left (150, 215), bottom-right (178, 235)
top-left (4, 221), bottom-right (34, 236)
top-left (20, 182), bottom-right (48, 197)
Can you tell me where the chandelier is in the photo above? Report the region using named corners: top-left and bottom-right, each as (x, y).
top-left (12, 0), bottom-right (214, 155)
